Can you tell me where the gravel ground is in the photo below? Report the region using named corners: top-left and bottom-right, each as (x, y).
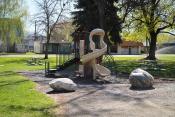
top-left (20, 71), bottom-right (175, 117)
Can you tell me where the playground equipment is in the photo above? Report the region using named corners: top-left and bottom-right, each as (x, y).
top-left (79, 29), bottom-right (111, 80)
top-left (45, 28), bottom-right (112, 80)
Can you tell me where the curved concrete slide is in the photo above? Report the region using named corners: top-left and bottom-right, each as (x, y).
top-left (80, 29), bottom-right (111, 80)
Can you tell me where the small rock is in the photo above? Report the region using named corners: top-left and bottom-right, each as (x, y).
top-left (49, 78), bottom-right (77, 91)
top-left (129, 68), bottom-right (154, 89)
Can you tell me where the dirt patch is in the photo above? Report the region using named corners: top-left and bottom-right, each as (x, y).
top-left (20, 71), bottom-right (175, 117)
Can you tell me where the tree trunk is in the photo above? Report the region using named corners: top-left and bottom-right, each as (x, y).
top-left (44, 43), bottom-right (49, 59)
top-left (146, 32), bottom-right (157, 60)
top-left (97, 0), bottom-right (105, 29)
top-left (45, 33), bottom-right (50, 59)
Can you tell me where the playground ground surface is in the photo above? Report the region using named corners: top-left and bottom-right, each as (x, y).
top-left (21, 70), bottom-right (175, 117)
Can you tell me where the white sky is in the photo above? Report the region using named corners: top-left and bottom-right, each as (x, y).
top-left (25, 0), bottom-right (40, 33)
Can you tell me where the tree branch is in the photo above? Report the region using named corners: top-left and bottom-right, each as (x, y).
top-left (160, 31), bottom-right (175, 36)
top-left (50, 0), bottom-right (69, 33)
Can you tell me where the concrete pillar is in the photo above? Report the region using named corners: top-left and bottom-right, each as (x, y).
top-left (84, 59), bottom-right (96, 80)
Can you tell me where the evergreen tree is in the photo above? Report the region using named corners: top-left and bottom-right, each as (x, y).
top-left (72, 0), bottom-right (122, 44)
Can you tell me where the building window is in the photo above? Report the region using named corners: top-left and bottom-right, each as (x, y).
top-left (110, 44), bottom-right (118, 53)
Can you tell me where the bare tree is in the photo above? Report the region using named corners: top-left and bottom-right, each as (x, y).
top-left (34, 0), bottom-right (71, 59)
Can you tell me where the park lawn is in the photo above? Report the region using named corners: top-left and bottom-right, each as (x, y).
top-left (0, 57), bottom-right (56, 117)
top-left (113, 54), bottom-right (175, 78)
top-left (0, 57), bottom-right (57, 72)
top-left (113, 54), bottom-right (175, 61)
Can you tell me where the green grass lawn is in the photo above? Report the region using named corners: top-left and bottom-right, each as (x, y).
top-left (0, 57), bottom-right (56, 117)
top-left (0, 57), bottom-right (57, 71)
top-left (112, 54), bottom-right (175, 78)
top-left (0, 54), bottom-right (174, 116)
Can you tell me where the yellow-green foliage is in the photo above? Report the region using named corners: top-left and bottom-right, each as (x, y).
top-left (0, 18), bottom-right (24, 44)
top-left (123, 28), bottom-right (175, 44)
top-left (122, 26), bottom-right (148, 42)
top-left (121, 0), bottom-right (175, 43)
top-left (157, 34), bottom-right (175, 44)
top-left (0, 0), bottom-right (27, 44)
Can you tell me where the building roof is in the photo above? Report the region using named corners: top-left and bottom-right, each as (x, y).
top-left (54, 21), bottom-right (72, 29)
top-left (120, 40), bottom-right (143, 47)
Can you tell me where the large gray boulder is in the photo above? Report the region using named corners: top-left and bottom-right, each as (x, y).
top-left (49, 78), bottom-right (77, 91)
top-left (129, 68), bottom-right (154, 89)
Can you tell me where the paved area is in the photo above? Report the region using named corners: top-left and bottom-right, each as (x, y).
top-left (21, 71), bottom-right (175, 117)
top-left (45, 83), bottom-right (175, 117)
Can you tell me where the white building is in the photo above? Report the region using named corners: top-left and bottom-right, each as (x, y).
top-left (34, 37), bottom-right (72, 54)
top-left (15, 34), bottom-right (45, 53)
top-left (15, 44), bottom-right (26, 53)
top-left (34, 37), bottom-right (46, 53)
top-left (15, 34), bottom-right (34, 53)
top-left (110, 40), bottom-right (143, 55)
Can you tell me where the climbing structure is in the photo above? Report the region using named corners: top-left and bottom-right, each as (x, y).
top-left (45, 29), bottom-right (112, 80)
top-left (80, 29), bottom-right (111, 80)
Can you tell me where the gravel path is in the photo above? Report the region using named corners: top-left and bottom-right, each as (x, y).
top-left (20, 71), bottom-right (175, 117)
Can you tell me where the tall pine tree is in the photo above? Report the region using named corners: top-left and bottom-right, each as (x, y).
top-left (72, 0), bottom-right (122, 44)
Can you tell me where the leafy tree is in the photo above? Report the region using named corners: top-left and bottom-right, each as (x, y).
top-left (0, 0), bottom-right (26, 52)
top-left (122, 25), bottom-right (148, 42)
top-left (123, 29), bottom-right (175, 44)
top-left (0, 18), bottom-right (24, 52)
top-left (72, 0), bottom-right (122, 45)
top-left (157, 34), bottom-right (175, 44)
top-left (120, 0), bottom-right (175, 60)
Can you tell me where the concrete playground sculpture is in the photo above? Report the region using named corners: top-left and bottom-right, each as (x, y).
top-left (79, 29), bottom-right (111, 80)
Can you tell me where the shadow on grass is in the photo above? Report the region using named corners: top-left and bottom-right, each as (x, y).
top-left (0, 79), bottom-right (29, 87)
top-left (0, 104), bottom-right (52, 116)
top-left (0, 71), bottom-right (17, 77)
